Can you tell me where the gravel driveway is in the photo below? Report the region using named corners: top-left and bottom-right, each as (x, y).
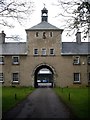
top-left (3, 88), bottom-right (74, 119)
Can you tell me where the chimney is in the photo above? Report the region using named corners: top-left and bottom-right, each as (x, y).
top-left (76, 32), bottom-right (81, 44)
top-left (0, 31), bottom-right (6, 44)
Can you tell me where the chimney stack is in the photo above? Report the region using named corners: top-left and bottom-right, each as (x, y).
top-left (76, 32), bottom-right (81, 44)
top-left (0, 31), bottom-right (6, 44)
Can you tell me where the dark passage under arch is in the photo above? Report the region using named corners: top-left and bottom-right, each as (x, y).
top-left (34, 64), bottom-right (54, 88)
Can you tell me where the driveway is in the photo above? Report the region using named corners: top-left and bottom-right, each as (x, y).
top-left (3, 88), bottom-right (74, 119)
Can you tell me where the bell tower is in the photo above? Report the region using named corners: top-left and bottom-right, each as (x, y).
top-left (41, 6), bottom-right (48, 22)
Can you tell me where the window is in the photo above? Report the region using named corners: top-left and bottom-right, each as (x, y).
top-left (88, 73), bottom-right (90, 82)
top-left (0, 56), bottom-right (4, 64)
top-left (73, 56), bottom-right (80, 65)
top-left (87, 56), bottom-right (90, 64)
top-left (49, 32), bottom-right (53, 37)
top-left (12, 56), bottom-right (19, 64)
top-left (42, 48), bottom-right (46, 55)
top-left (34, 49), bottom-right (38, 55)
top-left (43, 32), bottom-right (46, 39)
top-left (0, 73), bottom-right (4, 82)
top-left (12, 73), bottom-right (19, 83)
top-left (74, 73), bottom-right (80, 83)
top-left (50, 48), bottom-right (54, 55)
top-left (36, 32), bottom-right (39, 37)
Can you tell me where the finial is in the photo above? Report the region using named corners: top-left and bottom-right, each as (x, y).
top-left (43, 3), bottom-right (46, 8)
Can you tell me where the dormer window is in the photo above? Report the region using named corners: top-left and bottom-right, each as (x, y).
top-left (73, 56), bottom-right (80, 65)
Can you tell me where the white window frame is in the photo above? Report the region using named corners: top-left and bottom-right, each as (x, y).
top-left (0, 73), bottom-right (4, 83)
top-left (0, 56), bottom-right (4, 64)
top-left (74, 73), bottom-right (81, 83)
top-left (34, 49), bottom-right (38, 55)
top-left (41, 48), bottom-right (46, 56)
top-left (12, 72), bottom-right (19, 83)
top-left (12, 56), bottom-right (19, 64)
top-left (73, 56), bottom-right (80, 65)
top-left (87, 56), bottom-right (90, 64)
top-left (49, 48), bottom-right (55, 55)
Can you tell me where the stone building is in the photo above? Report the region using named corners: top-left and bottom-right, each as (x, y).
top-left (0, 7), bottom-right (90, 87)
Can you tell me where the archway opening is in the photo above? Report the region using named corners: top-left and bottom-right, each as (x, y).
top-left (34, 65), bottom-right (54, 88)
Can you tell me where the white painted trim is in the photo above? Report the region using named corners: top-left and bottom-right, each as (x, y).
top-left (12, 56), bottom-right (19, 64)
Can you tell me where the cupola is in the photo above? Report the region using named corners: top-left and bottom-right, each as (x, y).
top-left (41, 7), bottom-right (48, 22)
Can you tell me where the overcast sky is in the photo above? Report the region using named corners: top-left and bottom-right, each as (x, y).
top-left (0, 0), bottom-right (88, 42)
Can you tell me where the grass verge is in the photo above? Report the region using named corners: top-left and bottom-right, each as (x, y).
top-left (2, 86), bottom-right (35, 113)
top-left (54, 87), bottom-right (89, 119)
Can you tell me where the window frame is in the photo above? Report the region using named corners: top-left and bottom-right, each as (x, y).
top-left (12, 56), bottom-right (19, 65)
top-left (87, 56), bottom-right (90, 65)
top-left (41, 48), bottom-right (46, 56)
top-left (74, 73), bottom-right (81, 83)
top-left (49, 48), bottom-right (55, 55)
top-left (0, 73), bottom-right (4, 83)
top-left (34, 48), bottom-right (38, 55)
top-left (0, 56), bottom-right (4, 64)
top-left (73, 56), bottom-right (80, 65)
top-left (88, 73), bottom-right (90, 82)
top-left (12, 72), bottom-right (19, 83)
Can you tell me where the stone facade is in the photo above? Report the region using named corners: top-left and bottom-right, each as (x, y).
top-left (0, 7), bottom-right (90, 87)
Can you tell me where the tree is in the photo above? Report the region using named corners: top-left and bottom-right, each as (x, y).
top-left (56, 0), bottom-right (90, 38)
top-left (0, 0), bottom-right (34, 28)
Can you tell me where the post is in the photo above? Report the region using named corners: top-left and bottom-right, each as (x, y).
top-left (62, 87), bottom-right (63, 93)
top-left (69, 92), bottom-right (70, 101)
top-left (15, 93), bottom-right (17, 100)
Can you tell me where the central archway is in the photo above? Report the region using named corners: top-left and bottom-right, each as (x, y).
top-left (33, 64), bottom-right (56, 88)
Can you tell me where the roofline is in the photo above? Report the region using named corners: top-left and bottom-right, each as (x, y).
top-left (0, 53), bottom-right (28, 56)
top-left (61, 53), bottom-right (90, 56)
top-left (25, 29), bottom-right (63, 32)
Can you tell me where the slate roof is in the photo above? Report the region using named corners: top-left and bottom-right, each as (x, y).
top-left (0, 42), bottom-right (89, 55)
top-left (0, 42), bottom-right (27, 55)
top-left (26, 21), bottom-right (63, 31)
top-left (61, 42), bottom-right (90, 55)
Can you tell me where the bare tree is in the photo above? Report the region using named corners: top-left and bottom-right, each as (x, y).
top-left (56, 0), bottom-right (90, 38)
top-left (0, 0), bottom-right (34, 27)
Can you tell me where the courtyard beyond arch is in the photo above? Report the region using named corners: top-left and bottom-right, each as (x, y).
top-left (32, 63), bottom-right (56, 88)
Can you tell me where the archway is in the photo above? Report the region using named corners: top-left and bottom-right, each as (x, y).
top-left (33, 64), bottom-right (56, 88)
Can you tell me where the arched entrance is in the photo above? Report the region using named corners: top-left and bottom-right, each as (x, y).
top-left (33, 64), bottom-right (56, 88)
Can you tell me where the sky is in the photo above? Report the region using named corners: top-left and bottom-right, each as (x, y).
top-left (0, 0), bottom-right (89, 42)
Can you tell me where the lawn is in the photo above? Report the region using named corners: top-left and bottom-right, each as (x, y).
top-left (54, 87), bottom-right (89, 119)
top-left (2, 86), bottom-right (35, 113)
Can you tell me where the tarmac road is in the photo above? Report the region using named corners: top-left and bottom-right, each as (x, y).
top-left (2, 88), bottom-right (74, 119)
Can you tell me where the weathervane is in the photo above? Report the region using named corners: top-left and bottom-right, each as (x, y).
top-left (43, 3), bottom-right (46, 7)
